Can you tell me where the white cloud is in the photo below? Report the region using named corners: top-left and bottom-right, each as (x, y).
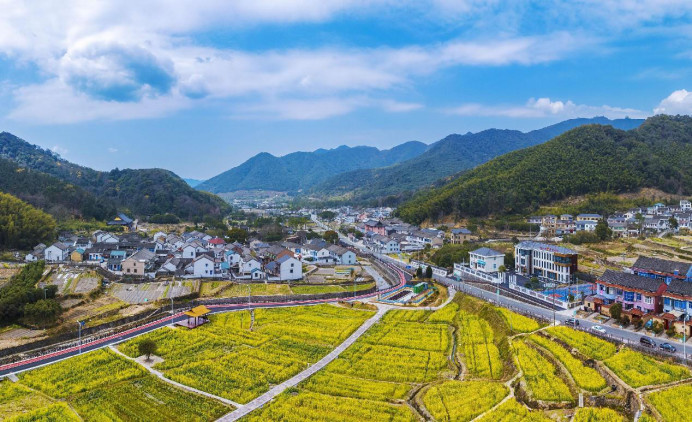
top-left (654, 89), bottom-right (692, 115)
top-left (50, 145), bottom-right (68, 156)
top-left (448, 97), bottom-right (649, 119)
top-left (107, 147), bottom-right (118, 153)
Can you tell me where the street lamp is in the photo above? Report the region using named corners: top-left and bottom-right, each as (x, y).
top-left (684, 313), bottom-right (690, 362)
top-left (77, 320), bottom-right (84, 354)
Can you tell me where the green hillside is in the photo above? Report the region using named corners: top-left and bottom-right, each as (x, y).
top-left (0, 192), bottom-right (56, 249)
top-left (196, 141), bottom-right (428, 194)
top-left (0, 157), bottom-right (115, 220)
top-left (396, 115), bottom-right (692, 224)
top-left (309, 117), bottom-right (643, 204)
top-left (0, 132), bottom-right (230, 220)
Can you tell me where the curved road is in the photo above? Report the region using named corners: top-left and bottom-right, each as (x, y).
top-left (0, 262), bottom-right (408, 377)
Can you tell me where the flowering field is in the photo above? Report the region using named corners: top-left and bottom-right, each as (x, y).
top-left (422, 380), bottom-right (508, 421)
top-left (573, 407), bottom-right (625, 422)
top-left (5, 402), bottom-right (80, 422)
top-left (457, 310), bottom-right (504, 379)
top-left (497, 308), bottom-right (542, 333)
top-left (648, 384), bottom-right (692, 422)
top-left (0, 381), bottom-right (79, 421)
top-left (12, 349), bottom-right (230, 421)
top-left (118, 304), bottom-right (373, 403)
top-left (476, 398), bottom-right (550, 422)
top-left (244, 390), bottom-right (417, 422)
top-left (513, 340), bottom-right (573, 402)
top-left (604, 348), bottom-right (690, 388)
top-left (528, 334), bottom-right (607, 392)
top-left (546, 326), bottom-right (616, 360)
top-left (247, 305), bottom-right (457, 420)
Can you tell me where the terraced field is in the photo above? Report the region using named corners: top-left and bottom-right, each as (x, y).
top-left (2, 349), bottom-right (230, 422)
top-left (118, 304), bottom-right (374, 403)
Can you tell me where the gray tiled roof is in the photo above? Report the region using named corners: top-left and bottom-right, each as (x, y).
top-left (599, 270), bottom-right (665, 293)
top-left (471, 247), bottom-right (504, 257)
top-left (665, 280), bottom-right (692, 298)
top-left (633, 256), bottom-right (691, 276)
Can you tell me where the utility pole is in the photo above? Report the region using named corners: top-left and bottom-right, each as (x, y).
top-left (77, 321), bottom-right (84, 354)
top-left (248, 284), bottom-right (254, 331)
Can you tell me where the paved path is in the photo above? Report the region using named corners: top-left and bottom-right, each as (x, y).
top-left (216, 307), bottom-right (388, 421)
top-left (109, 345), bottom-right (242, 409)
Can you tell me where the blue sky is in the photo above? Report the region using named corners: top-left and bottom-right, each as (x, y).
top-left (1, 1), bottom-right (692, 179)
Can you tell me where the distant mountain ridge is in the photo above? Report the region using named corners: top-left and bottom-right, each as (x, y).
top-left (196, 141), bottom-right (429, 194)
top-left (0, 132), bottom-right (230, 220)
top-left (396, 115), bottom-right (690, 224)
top-left (308, 117), bottom-right (644, 204)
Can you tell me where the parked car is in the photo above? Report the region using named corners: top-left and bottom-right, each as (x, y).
top-left (659, 342), bottom-right (677, 353)
top-left (640, 336), bottom-right (657, 348)
top-left (590, 325), bottom-right (606, 334)
top-left (564, 318), bottom-right (579, 327)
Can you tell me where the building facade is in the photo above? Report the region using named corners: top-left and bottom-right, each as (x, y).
top-left (514, 241), bottom-right (578, 283)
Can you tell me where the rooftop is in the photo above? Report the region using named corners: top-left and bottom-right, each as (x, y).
top-left (515, 241), bottom-right (577, 255)
top-left (598, 270), bottom-right (665, 293)
top-left (632, 256), bottom-right (692, 276)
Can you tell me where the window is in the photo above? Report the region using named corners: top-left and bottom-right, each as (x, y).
top-left (126, 269), bottom-right (130, 273)
top-left (290, 269), bottom-right (293, 273)
top-left (664, 297), bottom-right (672, 306)
top-left (636, 293), bottom-right (642, 301)
top-left (645, 296), bottom-right (653, 304)
top-left (134, 269), bottom-right (137, 273)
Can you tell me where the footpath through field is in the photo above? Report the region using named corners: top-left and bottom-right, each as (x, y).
top-left (108, 344), bottom-right (243, 409)
top-left (216, 306), bottom-right (389, 421)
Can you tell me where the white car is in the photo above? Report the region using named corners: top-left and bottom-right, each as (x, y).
top-left (590, 325), bottom-right (606, 334)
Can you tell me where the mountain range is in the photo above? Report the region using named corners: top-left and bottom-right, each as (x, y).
top-left (196, 141), bottom-right (429, 194)
top-left (0, 132), bottom-right (230, 220)
top-left (396, 115), bottom-right (691, 224)
top-left (195, 117), bottom-right (643, 203)
top-left (308, 117), bottom-right (644, 203)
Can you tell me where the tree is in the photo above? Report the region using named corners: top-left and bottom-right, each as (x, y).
top-left (23, 299), bottom-right (61, 327)
top-left (323, 230), bottom-right (339, 244)
top-left (319, 211), bottom-right (336, 221)
top-left (609, 302), bottom-right (622, 321)
top-left (425, 265), bottom-right (433, 279)
top-left (227, 227), bottom-right (248, 243)
top-left (595, 219), bottom-right (612, 241)
top-left (504, 252), bottom-right (514, 271)
top-left (139, 339), bottom-right (158, 361)
top-left (669, 216), bottom-right (679, 230)
top-left (498, 265), bottom-right (506, 273)
top-left (415, 266), bottom-right (423, 278)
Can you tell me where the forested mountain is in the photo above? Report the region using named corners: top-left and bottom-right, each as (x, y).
top-left (309, 117), bottom-right (644, 203)
top-left (0, 192), bottom-right (56, 249)
top-left (0, 132), bottom-right (230, 220)
top-left (396, 115), bottom-right (692, 224)
top-left (196, 141), bottom-right (429, 193)
top-left (0, 157), bottom-right (114, 220)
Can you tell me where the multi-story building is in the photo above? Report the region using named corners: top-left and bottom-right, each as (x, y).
top-left (450, 228), bottom-right (476, 244)
top-left (514, 241), bottom-right (578, 283)
top-left (631, 256), bottom-right (692, 283)
top-left (594, 270), bottom-right (666, 314)
top-left (469, 247), bottom-right (505, 273)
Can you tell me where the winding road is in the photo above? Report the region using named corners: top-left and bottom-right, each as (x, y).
top-left (0, 261), bottom-right (408, 378)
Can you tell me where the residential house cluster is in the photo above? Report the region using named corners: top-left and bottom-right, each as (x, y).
top-left (529, 200), bottom-right (692, 238)
top-left (586, 255), bottom-right (692, 336)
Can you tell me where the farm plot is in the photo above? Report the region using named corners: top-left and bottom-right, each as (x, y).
top-left (476, 398), bottom-right (550, 422)
top-left (246, 305), bottom-right (458, 421)
top-left (422, 380), bottom-right (508, 422)
top-left (14, 349), bottom-right (230, 421)
top-left (110, 280), bottom-right (193, 304)
top-left (457, 311), bottom-right (504, 379)
top-left (513, 340), bottom-right (573, 402)
top-left (497, 308), bottom-right (542, 333)
top-left (604, 348), bottom-right (690, 388)
top-left (648, 384), bottom-right (692, 422)
top-left (528, 334), bottom-right (607, 392)
top-left (118, 304), bottom-right (373, 403)
top-left (244, 390), bottom-right (416, 422)
top-left (573, 407), bottom-right (625, 422)
top-left (546, 326), bottom-right (616, 360)
top-left (0, 380), bottom-right (76, 421)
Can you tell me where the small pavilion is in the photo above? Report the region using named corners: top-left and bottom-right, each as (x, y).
top-left (178, 305), bottom-right (211, 329)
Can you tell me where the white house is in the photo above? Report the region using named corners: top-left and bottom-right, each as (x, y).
top-left (192, 255), bottom-right (216, 278)
top-left (327, 245), bottom-right (357, 265)
top-left (240, 256), bottom-right (262, 274)
top-left (469, 247), bottom-right (505, 273)
top-left (94, 231), bottom-right (119, 244)
top-left (371, 235), bottom-right (400, 254)
top-left (44, 242), bottom-right (69, 262)
top-left (182, 244), bottom-right (197, 259)
top-left (681, 200), bottom-right (692, 212)
top-left (277, 255), bottom-right (302, 280)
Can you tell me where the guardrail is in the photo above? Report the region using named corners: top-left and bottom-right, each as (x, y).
top-left (453, 264), bottom-right (502, 284)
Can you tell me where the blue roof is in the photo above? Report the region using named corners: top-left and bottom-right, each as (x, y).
top-left (220, 262), bottom-right (230, 269)
top-left (451, 228), bottom-right (471, 234)
top-left (516, 241), bottom-right (577, 255)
